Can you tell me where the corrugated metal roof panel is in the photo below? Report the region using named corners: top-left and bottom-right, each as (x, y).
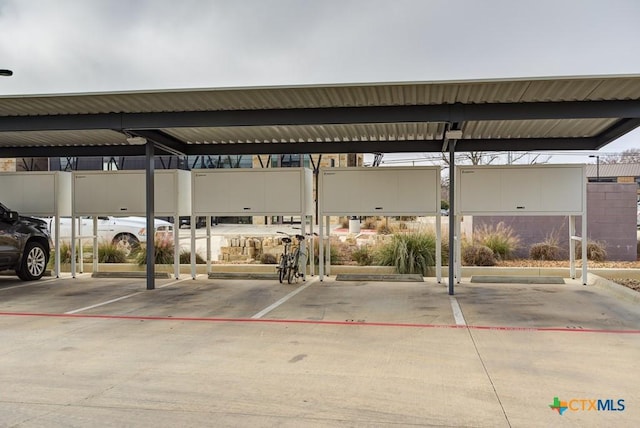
top-left (165, 123), bottom-right (447, 144)
top-left (1, 75), bottom-right (640, 116)
top-left (0, 130), bottom-right (126, 147)
top-left (463, 118), bottom-right (615, 139)
top-left (586, 163), bottom-right (640, 177)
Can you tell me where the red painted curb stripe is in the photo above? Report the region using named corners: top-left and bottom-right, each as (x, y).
top-left (0, 311), bottom-right (639, 334)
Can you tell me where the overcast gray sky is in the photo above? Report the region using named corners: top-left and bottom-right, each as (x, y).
top-left (1, 0), bottom-right (639, 158)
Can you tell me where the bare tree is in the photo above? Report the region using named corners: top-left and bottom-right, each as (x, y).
top-left (426, 151), bottom-right (551, 167)
top-left (601, 148), bottom-right (640, 164)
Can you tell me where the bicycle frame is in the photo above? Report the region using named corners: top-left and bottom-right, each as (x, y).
top-left (276, 231), bottom-right (308, 284)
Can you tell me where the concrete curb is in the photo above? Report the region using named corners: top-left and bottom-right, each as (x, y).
top-left (588, 273), bottom-right (640, 303)
top-left (91, 271), bottom-right (172, 279)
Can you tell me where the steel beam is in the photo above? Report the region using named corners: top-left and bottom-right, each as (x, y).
top-left (0, 135), bottom-right (605, 159)
top-left (129, 129), bottom-right (188, 156)
top-left (2, 100), bottom-right (640, 132)
top-left (454, 137), bottom-right (598, 152)
top-left (0, 145), bottom-right (145, 158)
top-left (593, 118), bottom-right (640, 149)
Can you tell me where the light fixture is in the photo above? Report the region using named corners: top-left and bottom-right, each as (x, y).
top-left (589, 154), bottom-right (600, 182)
top-left (0, 69), bottom-right (13, 77)
top-left (126, 136), bottom-right (147, 145)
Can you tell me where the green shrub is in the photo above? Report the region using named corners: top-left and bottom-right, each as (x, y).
top-left (376, 221), bottom-right (393, 235)
top-left (352, 246), bottom-right (374, 266)
top-left (363, 217), bottom-right (377, 230)
top-left (136, 239), bottom-right (175, 265)
top-left (475, 222), bottom-right (520, 260)
top-left (180, 250), bottom-right (206, 264)
top-left (98, 242), bottom-right (128, 263)
top-left (374, 232), bottom-right (436, 275)
top-left (440, 236), bottom-right (450, 265)
top-left (462, 245), bottom-right (496, 266)
top-left (530, 234), bottom-right (561, 261)
top-left (313, 239), bottom-right (341, 264)
top-left (576, 240), bottom-right (607, 262)
top-left (52, 241), bottom-right (94, 264)
top-left (56, 241), bottom-right (74, 264)
top-left (260, 253), bottom-right (278, 264)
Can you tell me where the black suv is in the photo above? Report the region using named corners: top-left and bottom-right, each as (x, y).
top-left (0, 202), bottom-right (51, 280)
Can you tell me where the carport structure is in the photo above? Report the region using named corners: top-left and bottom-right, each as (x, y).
top-left (2, 74), bottom-right (640, 292)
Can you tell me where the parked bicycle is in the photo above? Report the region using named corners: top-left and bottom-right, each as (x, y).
top-left (276, 231), bottom-right (310, 284)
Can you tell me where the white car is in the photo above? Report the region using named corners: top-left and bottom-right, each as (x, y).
top-left (41, 216), bottom-right (173, 255)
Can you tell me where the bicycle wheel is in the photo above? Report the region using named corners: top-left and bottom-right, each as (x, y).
top-left (278, 255), bottom-right (287, 284)
top-left (287, 263), bottom-right (295, 284)
top-left (288, 250), bottom-right (299, 284)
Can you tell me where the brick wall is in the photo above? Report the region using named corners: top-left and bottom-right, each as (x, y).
top-left (472, 182), bottom-right (637, 261)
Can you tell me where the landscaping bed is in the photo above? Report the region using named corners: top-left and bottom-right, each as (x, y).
top-left (497, 260), bottom-right (640, 292)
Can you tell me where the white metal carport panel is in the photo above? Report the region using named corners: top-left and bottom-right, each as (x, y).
top-left (155, 170), bottom-right (191, 216)
top-left (73, 170), bottom-right (190, 216)
top-left (0, 172), bottom-right (71, 216)
top-left (499, 168), bottom-right (541, 212)
top-left (458, 168), bottom-right (501, 213)
top-left (320, 167), bottom-right (440, 216)
top-left (73, 171), bottom-right (145, 215)
top-left (319, 170), bottom-right (362, 214)
top-left (397, 168), bottom-right (439, 213)
top-left (539, 167), bottom-right (584, 212)
top-left (192, 168), bottom-right (313, 216)
top-left (264, 169), bottom-right (305, 213)
top-left (456, 165), bottom-right (585, 215)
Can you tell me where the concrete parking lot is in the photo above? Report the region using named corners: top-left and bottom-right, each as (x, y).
top-left (0, 274), bottom-right (639, 427)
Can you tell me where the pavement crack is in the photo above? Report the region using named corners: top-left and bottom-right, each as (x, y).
top-left (466, 327), bottom-right (512, 428)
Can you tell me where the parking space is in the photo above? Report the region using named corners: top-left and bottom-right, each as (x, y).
top-left (0, 275), bottom-right (639, 426)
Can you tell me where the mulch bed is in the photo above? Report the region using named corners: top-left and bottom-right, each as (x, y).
top-left (496, 259), bottom-right (640, 292)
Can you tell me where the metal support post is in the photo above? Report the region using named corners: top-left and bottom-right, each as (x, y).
top-left (206, 215), bottom-right (212, 275)
top-left (448, 139), bottom-right (456, 295)
top-left (173, 210), bottom-right (180, 279)
top-left (190, 214), bottom-right (197, 279)
top-left (319, 215), bottom-right (324, 280)
top-left (325, 215), bottom-right (331, 276)
top-left (93, 216), bottom-right (98, 274)
top-left (145, 141), bottom-right (155, 290)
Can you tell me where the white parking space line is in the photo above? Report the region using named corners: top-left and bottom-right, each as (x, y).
top-left (65, 292), bottom-right (144, 314)
top-left (252, 277), bottom-right (319, 319)
top-left (65, 277), bottom-right (191, 314)
top-left (449, 296), bottom-right (467, 326)
top-left (0, 275), bottom-right (64, 292)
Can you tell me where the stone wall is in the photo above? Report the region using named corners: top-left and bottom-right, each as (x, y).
top-left (0, 159), bottom-right (16, 172)
top-left (218, 236), bottom-right (296, 263)
top-left (472, 182), bottom-right (637, 261)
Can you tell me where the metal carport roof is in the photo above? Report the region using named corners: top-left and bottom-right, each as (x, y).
top-left (1, 74), bottom-right (640, 293)
top-left (1, 74), bottom-right (640, 158)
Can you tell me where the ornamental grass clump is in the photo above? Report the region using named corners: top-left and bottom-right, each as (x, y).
top-left (475, 222), bottom-right (520, 261)
top-left (577, 240), bottom-right (607, 262)
top-left (136, 238), bottom-right (175, 265)
top-left (530, 234), bottom-right (561, 261)
top-left (98, 242), bottom-right (128, 263)
top-left (180, 250), bottom-right (206, 264)
top-left (351, 245), bottom-right (374, 266)
top-left (374, 232), bottom-right (436, 275)
top-left (462, 244), bottom-right (496, 266)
